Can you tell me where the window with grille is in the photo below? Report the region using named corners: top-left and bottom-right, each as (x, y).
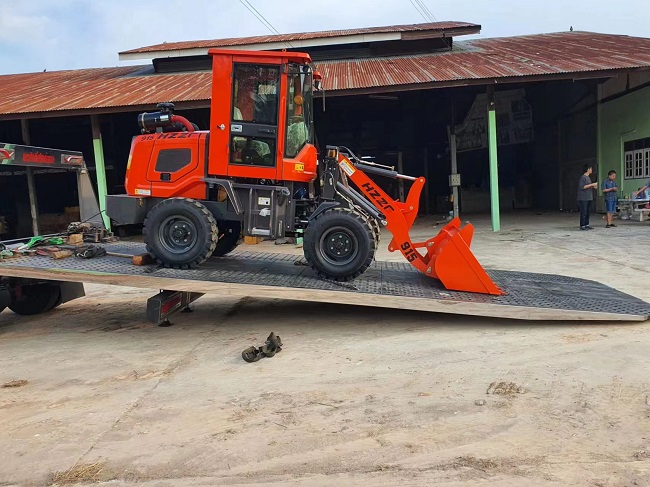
top-left (623, 137), bottom-right (650, 180)
top-left (625, 152), bottom-right (634, 179)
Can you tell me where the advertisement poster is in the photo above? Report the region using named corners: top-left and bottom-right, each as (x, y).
top-left (455, 89), bottom-right (533, 152)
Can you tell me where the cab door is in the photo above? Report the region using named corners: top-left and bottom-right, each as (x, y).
top-left (226, 63), bottom-right (281, 180)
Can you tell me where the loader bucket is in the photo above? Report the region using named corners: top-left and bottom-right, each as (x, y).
top-left (331, 150), bottom-right (503, 295)
top-left (427, 218), bottom-right (503, 295)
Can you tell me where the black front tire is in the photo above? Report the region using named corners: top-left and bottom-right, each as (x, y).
top-left (304, 208), bottom-right (376, 281)
top-left (212, 220), bottom-right (242, 257)
top-left (8, 283), bottom-right (61, 316)
top-left (143, 198), bottom-right (217, 269)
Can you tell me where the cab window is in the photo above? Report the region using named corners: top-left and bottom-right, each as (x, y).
top-left (231, 65), bottom-right (279, 125)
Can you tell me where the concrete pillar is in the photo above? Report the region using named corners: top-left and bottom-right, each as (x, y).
top-left (90, 115), bottom-right (111, 230)
top-left (487, 86), bottom-right (500, 232)
top-left (20, 119), bottom-right (40, 236)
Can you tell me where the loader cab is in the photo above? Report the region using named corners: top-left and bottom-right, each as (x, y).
top-left (207, 49), bottom-right (318, 183)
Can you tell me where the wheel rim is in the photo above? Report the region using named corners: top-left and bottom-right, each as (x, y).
top-left (319, 226), bottom-right (358, 266)
top-left (158, 215), bottom-right (198, 254)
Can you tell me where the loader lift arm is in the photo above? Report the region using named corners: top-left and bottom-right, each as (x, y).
top-left (326, 146), bottom-right (504, 296)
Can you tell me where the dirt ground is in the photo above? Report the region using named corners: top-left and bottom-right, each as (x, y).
top-left (1, 212), bottom-right (650, 486)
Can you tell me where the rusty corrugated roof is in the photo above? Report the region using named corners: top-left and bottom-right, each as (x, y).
top-left (0, 67), bottom-right (213, 115)
top-left (1, 31), bottom-right (650, 117)
top-left (119, 22), bottom-right (479, 55)
top-left (318, 31), bottom-right (650, 91)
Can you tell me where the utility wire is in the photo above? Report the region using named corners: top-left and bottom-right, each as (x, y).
top-left (240, 0), bottom-right (280, 35)
top-left (238, 0), bottom-right (294, 48)
top-left (409, 0), bottom-right (450, 49)
top-left (409, 0), bottom-right (430, 22)
top-left (415, 0), bottom-right (438, 22)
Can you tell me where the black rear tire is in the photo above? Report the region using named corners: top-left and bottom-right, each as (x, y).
top-left (212, 220), bottom-right (242, 257)
top-left (304, 208), bottom-right (376, 281)
top-left (8, 283), bottom-right (61, 316)
top-left (143, 198), bottom-right (217, 269)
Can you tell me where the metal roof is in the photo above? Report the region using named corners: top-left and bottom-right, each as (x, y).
top-left (0, 67), bottom-right (213, 117)
top-left (119, 22), bottom-right (480, 56)
top-left (319, 31), bottom-right (650, 92)
top-left (1, 31), bottom-right (650, 118)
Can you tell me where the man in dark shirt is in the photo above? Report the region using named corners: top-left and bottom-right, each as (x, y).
top-left (577, 164), bottom-right (598, 230)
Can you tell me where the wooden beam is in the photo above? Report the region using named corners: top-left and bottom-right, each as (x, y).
top-left (0, 100), bottom-right (211, 122)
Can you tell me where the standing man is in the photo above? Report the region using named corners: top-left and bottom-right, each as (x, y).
top-left (577, 164), bottom-right (598, 230)
top-left (602, 170), bottom-right (618, 228)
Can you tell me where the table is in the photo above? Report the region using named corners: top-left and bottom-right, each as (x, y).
top-left (618, 198), bottom-right (650, 221)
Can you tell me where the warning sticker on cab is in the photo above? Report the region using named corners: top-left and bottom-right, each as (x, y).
top-left (135, 188), bottom-right (151, 196)
top-left (295, 163), bottom-right (304, 172)
top-left (339, 159), bottom-right (356, 176)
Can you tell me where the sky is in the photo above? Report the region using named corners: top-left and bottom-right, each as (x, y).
top-left (0, 0), bottom-right (648, 75)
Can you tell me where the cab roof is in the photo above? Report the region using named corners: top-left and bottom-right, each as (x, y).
top-left (208, 49), bottom-right (312, 64)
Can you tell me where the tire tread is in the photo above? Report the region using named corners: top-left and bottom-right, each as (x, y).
top-left (143, 197), bottom-right (217, 269)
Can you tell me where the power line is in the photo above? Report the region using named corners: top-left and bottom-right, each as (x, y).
top-left (409, 0), bottom-right (430, 22)
top-left (239, 0), bottom-right (280, 35)
top-left (238, 0), bottom-right (294, 49)
top-left (409, 0), bottom-right (449, 49)
top-left (415, 0), bottom-right (438, 22)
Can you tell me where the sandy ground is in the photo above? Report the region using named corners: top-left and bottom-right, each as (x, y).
top-left (1, 212), bottom-right (650, 486)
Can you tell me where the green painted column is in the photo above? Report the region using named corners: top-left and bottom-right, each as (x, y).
top-left (487, 87), bottom-right (500, 232)
top-left (90, 115), bottom-right (111, 230)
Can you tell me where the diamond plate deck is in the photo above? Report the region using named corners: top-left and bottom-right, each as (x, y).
top-left (1, 242), bottom-right (649, 321)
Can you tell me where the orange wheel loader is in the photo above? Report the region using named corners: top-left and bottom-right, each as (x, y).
top-left (106, 49), bottom-right (502, 295)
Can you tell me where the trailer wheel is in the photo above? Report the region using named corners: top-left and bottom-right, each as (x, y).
top-left (8, 283), bottom-right (61, 316)
top-left (143, 198), bottom-right (217, 269)
top-left (304, 208), bottom-right (376, 281)
top-left (212, 220), bottom-right (242, 257)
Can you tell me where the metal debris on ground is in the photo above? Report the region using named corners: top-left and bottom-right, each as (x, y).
top-left (2, 379), bottom-right (28, 388)
top-left (242, 332), bottom-right (283, 363)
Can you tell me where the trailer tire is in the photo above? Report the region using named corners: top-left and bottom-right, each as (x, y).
top-left (212, 220), bottom-right (242, 257)
top-left (143, 198), bottom-right (217, 269)
top-left (8, 283), bottom-right (61, 316)
top-left (304, 208), bottom-right (376, 281)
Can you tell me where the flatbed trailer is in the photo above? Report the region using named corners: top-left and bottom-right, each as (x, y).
top-left (1, 242), bottom-right (650, 323)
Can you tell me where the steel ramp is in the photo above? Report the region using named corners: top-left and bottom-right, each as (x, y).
top-left (1, 242), bottom-right (649, 321)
